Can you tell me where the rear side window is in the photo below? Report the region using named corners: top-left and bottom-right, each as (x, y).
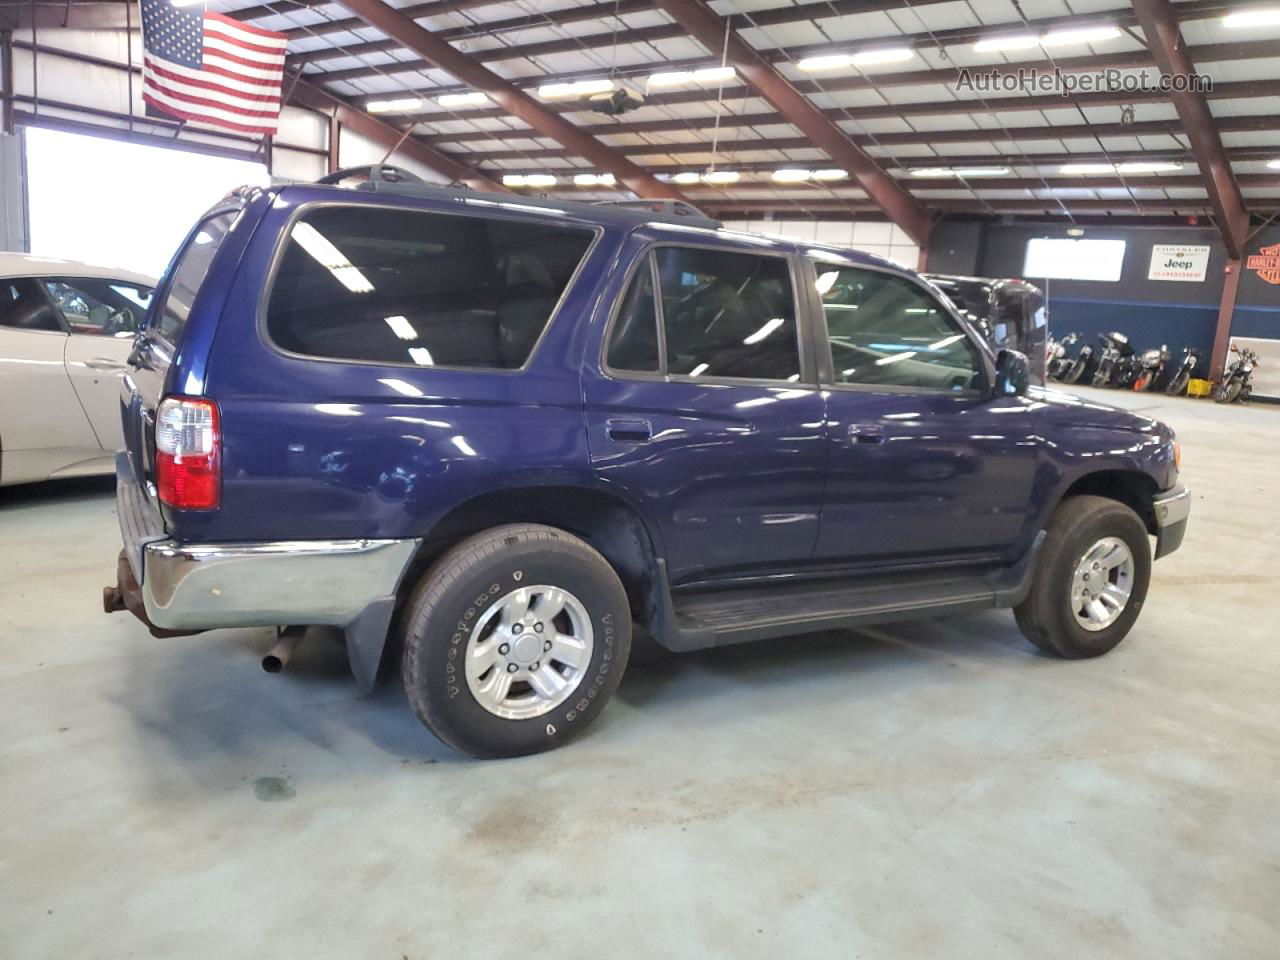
top-left (156, 211), bottom-right (236, 343)
top-left (0, 278), bottom-right (61, 332)
top-left (266, 206), bottom-right (595, 369)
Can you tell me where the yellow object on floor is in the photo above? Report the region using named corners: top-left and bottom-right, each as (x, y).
top-left (1186, 378), bottom-right (1213, 397)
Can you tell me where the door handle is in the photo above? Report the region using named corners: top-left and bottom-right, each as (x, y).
top-left (607, 418), bottom-right (653, 443)
top-left (84, 358), bottom-right (128, 371)
top-left (848, 425), bottom-right (886, 445)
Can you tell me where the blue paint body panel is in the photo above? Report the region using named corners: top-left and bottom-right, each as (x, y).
top-left (124, 182), bottom-right (1179, 590)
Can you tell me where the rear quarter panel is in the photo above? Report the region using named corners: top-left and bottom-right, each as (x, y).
top-left (177, 187), bottom-right (627, 544)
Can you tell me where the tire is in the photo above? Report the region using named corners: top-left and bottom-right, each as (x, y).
top-left (1063, 359), bottom-right (1086, 384)
top-left (1133, 372), bottom-right (1152, 392)
top-left (1165, 370), bottom-right (1190, 396)
top-left (400, 523), bottom-right (631, 758)
top-left (1091, 370), bottom-right (1110, 387)
top-left (1014, 495), bottom-right (1151, 660)
top-left (1215, 380), bottom-right (1242, 404)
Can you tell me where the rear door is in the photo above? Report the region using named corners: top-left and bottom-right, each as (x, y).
top-left (48, 276), bottom-right (154, 452)
top-left (0, 277), bottom-right (102, 483)
top-left (807, 256), bottom-right (1038, 565)
top-left (583, 239), bottom-right (827, 585)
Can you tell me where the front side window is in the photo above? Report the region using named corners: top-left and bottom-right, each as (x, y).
top-left (44, 277), bottom-right (154, 337)
top-left (156, 211), bottom-right (237, 344)
top-left (266, 206), bottom-right (595, 369)
top-left (815, 263), bottom-right (982, 392)
top-left (655, 246), bottom-right (799, 381)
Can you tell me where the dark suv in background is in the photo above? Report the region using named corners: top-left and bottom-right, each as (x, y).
top-left (105, 167), bottom-right (1189, 758)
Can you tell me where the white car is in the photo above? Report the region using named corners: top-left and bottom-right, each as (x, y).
top-left (0, 254), bottom-right (157, 486)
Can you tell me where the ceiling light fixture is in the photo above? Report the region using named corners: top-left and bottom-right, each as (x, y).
top-left (772, 168), bottom-right (813, 182)
top-left (437, 91), bottom-right (489, 107)
top-left (1268, 159), bottom-right (1280, 170)
top-left (851, 47), bottom-right (915, 65)
top-left (1116, 161), bottom-right (1182, 173)
top-left (1059, 163), bottom-right (1117, 174)
top-left (538, 79), bottom-right (615, 99)
top-left (703, 170), bottom-right (741, 184)
top-left (366, 98), bottom-right (423, 113)
top-left (1041, 24), bottom-right (1123, 46)
top-left (673, 171), bottom-right (701, 184)
top-left (973, 33), bottom-right (1040, 52)
top-left (1223, 7), bottom-right (1280, 27)
top-left (573, 172), bottom-right (617, 186)
top-left (813, 169), bottom-right (849, 181)
top-left (910, 166), bottom-right (1011, 177)
top-left (797, 54), bottom-right (853, 72)
top-left (502, 174), bottom-right (558, 187)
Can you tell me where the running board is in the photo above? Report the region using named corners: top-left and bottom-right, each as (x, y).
top-left (650, 532), bottom-right (1044, 652)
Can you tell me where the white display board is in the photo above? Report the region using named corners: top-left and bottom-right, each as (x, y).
top-left (25, 127), bottom-right (269, 278)
top-left (1024, 237), bottom-right (1126, 282)
top-left (1148, 244), bottom-right (1211, 282)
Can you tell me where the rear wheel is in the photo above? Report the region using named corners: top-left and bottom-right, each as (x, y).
top-left (1165, 370), bottom-right (1190, 396)
top-left (1062, 358), bottom-right (1086, 384)
top-left (1133, 372), bottom-right (1153, 391)
top-left (1215, 379), bottom-right (1242, 404)
top-left (401, 524), bottom-right (631, 758)
top-left (1015, 495), bottom-right (1151, 659)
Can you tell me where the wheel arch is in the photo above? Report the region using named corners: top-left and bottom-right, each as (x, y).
top-left (1056, 469), bottom-right (1159, 536)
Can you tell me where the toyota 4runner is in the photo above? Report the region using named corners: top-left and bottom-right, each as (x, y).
top-left (104, 167), bottom-right (1189, 758)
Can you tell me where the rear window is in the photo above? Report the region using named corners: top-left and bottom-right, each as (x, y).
top-left (265, 206), bottom-right (596, 369)
top-left (156, 211), bottom-right (236, 343)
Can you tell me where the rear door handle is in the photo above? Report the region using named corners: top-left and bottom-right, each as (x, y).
top-left (848, 425), bottom-right (886, 444)
top-left (607, 418), bottom-right (653, 443)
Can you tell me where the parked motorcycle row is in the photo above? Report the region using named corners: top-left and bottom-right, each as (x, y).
top-left (1046, 331), bottom-right (1259, 403)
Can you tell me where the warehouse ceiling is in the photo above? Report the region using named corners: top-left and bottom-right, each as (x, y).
top-left (219, 0), bottom-right (1280, 223)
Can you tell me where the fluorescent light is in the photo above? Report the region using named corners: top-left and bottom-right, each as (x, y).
top-left (1059, 163), bottom-right (1117, 174)
top-left (384, 315), bottom-right (417, 340)
top-left (673, 171), bottom-right (700, 184)
top-left (1116, 161), bottom-right (1181, 173)
top-left (851, 47), bottom-right (914, 65)
top-left (772, 168), bottom-right (812, 183)
top-left (703, 170), bottom-right (740, 184)
top-left (366, 97), bottom-right (422, 113)
top-left (379, 378), bottom-right (423, 397)
top-left (1269, 159), bottom-right (1280, 170)
top-left (408, 347), bottom-right (434, 366)
top-left (876, 351), bottom-right (917, 366)
top-left (815, 271), bottom-right (839, 295)
top-left (973, 33), bottom-right (1040, 52)
top-left (538, 79), bottom-right (614, 99)
top-left (1041, 24), bottom-right (1122, 46)
top-left (648, 71), bottom-right (694, 87)
top-left (688, 362), bottom-right (710, 377)
top-left (437, 91), bottom-right (489, 107)
top-left (743, 317), bottom-right (786, 344)
top-left (798, 54), bottom-right (853, 72)
top-left (910, 166), bottom-right (1010, 177)
top-left (813, 169), bottom-right (848, 181)
top-left (1224, 7), bottom-right (1280, 27)
top-left (290, 222), bottom-right (373, 294)
top-left (573, 172), bottom-right (616, 186)
top-left (451, 436), bottom-right (478, 457)
top-left (693, 66), bottom-right (736, 83)
top-left (502, 173), bottom-right (557, 187)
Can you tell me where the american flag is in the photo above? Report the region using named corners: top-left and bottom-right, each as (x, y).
top-left (139, 0), bottom-right (288, 135)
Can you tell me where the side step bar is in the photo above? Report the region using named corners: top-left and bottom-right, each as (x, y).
top-left (650, 532), bottom-right (1045, 653)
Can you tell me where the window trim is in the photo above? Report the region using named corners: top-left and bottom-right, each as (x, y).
top-left (598, 238), bottom-right (816, 388)
top-left (256, 199), bottom-right (604, 376)
top-left (148, 203), bottom-right (244, 349)
top-left (803, 256), bottom-right (994, 397)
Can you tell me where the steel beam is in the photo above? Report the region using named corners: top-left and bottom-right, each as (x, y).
top-left (1210, 260), bottom-right (1243, 379)
top-left (288, 77), bottom-right (503, 192)
top-left (654, 0), bottom-right (931, 244)
top-left (331, 0), bottom-right (690, 203)
top-left (1131, 0), bottom-right (1250, 258)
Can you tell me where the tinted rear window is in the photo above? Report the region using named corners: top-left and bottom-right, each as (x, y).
top-left (265, 206), bottom-right (595, 369)
top-left (156, 211), bottom-right (236, 343)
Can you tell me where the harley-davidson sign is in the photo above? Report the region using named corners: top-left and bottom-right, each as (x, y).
top-left (1246, 244), bottom-right (1280, 285)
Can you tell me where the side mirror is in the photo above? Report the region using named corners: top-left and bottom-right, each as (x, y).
top-left (993, 348), bottom-right (1030, 397)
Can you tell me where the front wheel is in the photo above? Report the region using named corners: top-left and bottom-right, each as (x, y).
top-left (1165, 370), bottom-right (1190, 396)
top-left (1062, 358), bottom-right (1086, 384)
top-left (1215, 379), bottom-right (1242, 404)
top-left (1015, 495), bottom-right (1151, 659)
top-left (400, 524), bottom-right (631, 758)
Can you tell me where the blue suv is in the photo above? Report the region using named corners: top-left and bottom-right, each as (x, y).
top-left (105, 167), bottom-right (1189, 758)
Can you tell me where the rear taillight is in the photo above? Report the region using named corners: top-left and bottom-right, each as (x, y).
top-left (155, 396), bottom-right (221, 509)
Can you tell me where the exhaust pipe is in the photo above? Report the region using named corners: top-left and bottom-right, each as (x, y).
top-left (263, 626), bottom-right (307, 673)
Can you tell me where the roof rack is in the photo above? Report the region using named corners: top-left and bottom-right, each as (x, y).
top-left (592, 198), bottom-right (718, 223)
top-left (315, 164), bottom-right (434, 190)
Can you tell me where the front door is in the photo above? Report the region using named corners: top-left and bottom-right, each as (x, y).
top-left (583, 240), bottom-right (827, 585)
top-left (807, 257), bottom-right (1038, 565)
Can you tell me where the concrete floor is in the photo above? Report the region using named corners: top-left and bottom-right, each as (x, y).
top-left (2, 387), bottom-right (1278, 959)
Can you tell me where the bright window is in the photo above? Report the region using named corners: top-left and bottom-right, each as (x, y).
top-left (1024, 237), bottom-right (1126, 282)
top-left (25, 127), bottom-right (269, 277)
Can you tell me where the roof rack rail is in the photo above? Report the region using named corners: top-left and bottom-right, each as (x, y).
top-left (316, 164), bottom-right (430, 189)
top-left (592, 198), bottom-right (720, 224)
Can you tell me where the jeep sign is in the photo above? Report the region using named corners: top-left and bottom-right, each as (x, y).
top-left (1148, 244), bottom-right (1210, 282)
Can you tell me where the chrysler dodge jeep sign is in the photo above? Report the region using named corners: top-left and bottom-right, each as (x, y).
top-left (1148, 244), bottom-right (1211, 282)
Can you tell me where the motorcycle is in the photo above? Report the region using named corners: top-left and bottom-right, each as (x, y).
top-left (1092, 332), bottom-right (1134, 388)
top-left (1047, 332), bottom-right (1079, 380)
top-left (1215, 344), bottom-right (1260, 404)
top-left (1058, 336), bottom-right (1097, 384)
top-left (1164, 346), bottom-right (1201, 396)
top-left (1132, 343), bottom-right (1172, 392)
